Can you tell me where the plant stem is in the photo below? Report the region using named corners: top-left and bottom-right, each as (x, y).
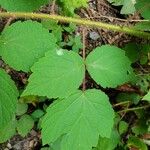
top-left (82, 27), bottom-right (86, 91)
top-left (113, 101), bottom-right (131, 107)
top-left (118, 104), bottom-right (150, 113)
top-left (0, 12), bottom-right (150, 39)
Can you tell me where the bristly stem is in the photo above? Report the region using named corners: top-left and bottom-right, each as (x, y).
top-left (0, 12), bottom-right (150, 39)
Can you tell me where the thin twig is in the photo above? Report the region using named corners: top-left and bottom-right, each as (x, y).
top-left (51, 0), bottom-right (56, 14)
top-left (4, 17), bottom-right (14, 28)
top-left (89, 8), bottom-right (149, 22)
top-left (113, 101), bottom-right (131, 107)
top-left (120, 103), bottom-right (130, 120)
top-left (118, 104), bottom-right (150, 113)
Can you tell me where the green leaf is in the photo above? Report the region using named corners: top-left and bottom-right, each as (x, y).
top-left (93, 130), bottom-right (120, 150)
top-left (41, 148), bottom-right (51, 150)
top-left (16, 102), bottom-right (28, 116)
top-left (140, 55), bottom-right (148, 65)
top-left (42, 89), bottom-right (114, 150)
top-left (86, 45), bottom-right (134, 88)
top-left (133, 22), bottom-right (150, 31)
top-left (119, 121), bottom-right (128, 135)
top-left (140, 44), bottom-right (150, 65)
top-left (136, 75), bottom-right (150, 93)
top-left (116, 93), bottom-right (141, 105)
top-left (22, 50), bottom-right (85, 98)
top-left (50, 135), bottom-right (64, 150)
top-left (31, 109), bottom-right (44, 120)
top-left (135, 0), bottom-right (150, 19)
top-left (42, 20), bottom-right (59, 30)
top-left (0, 0), bottom-right (49, 12)
top-left (63, 23), bottom-right (77, 33)
top-left (132, 119), bottom-right (148, 136)
top-left (0, 69), bottom-right (18, 130)
top-left (58, 0), bottom-right (88, 15)
top-left (42, 20), bottom-right (63, 42)
top-left (121, 0), bottom-right (136, 14)
top-left (142, 91), bottom-right (150, 102)
top-left (52, 27), bottom-right (63, 43)
top-left (0, 118), bottom-right (16, 143)
top-left (67, 35), bottom-right (83, 53)
top-left (127, 136), bottom-right (148, 150)
top-left (107, 0), bottom-right (124, 6)
top-left (107, 0), bottom-right (136, 14)
top-left (17, 114), bottom-right (34, 137)
top-left (0, 20), bottom-right (56, 72)
top-left (124, 43), bottom-right (140, 63)
top-left (141, 44), bottom-right (150, 53)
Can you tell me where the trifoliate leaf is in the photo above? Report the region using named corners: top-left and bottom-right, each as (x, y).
top-left (0, 118), bottom-right (16, 143)
top-left (0, 20), bottom-right (56, 72)
top-left (86, 45), bottom-right (134, 88)
top-left (0, 0), bottom-right (49, 12)
top-left (142, 91), bottom-right (150, 102)
top-left (135, 0), bottom-right (150, 19)
top-left (17, 114), bottom-right (34, 137)
top-left (42, 89), bottom-right (114, 150)
top-left (22, 50), bottom-right (85, 98)
top-left (0, 69), bottom-right (18, 130)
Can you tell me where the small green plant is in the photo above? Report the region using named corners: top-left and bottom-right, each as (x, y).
top-left (0, 0), bottom-right (150, 150)
top-left (107, 0), bottom-right (150, 18)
